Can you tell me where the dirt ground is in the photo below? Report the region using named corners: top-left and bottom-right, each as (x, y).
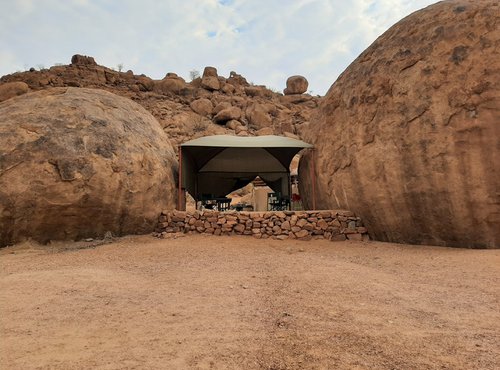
top-left (1, 235), bottom-right (499, 369)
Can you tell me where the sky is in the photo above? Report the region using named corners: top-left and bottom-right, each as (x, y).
top-left (0, 0), bottom-right (437, 95)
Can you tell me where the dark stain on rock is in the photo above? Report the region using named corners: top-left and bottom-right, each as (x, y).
top-left (91, 118), bottom-right (108, 127)
top-left (480, 36), bottom-right (492, 50)
top-left (94, 140), bottom-right (116, 159)
top-left (50, 158), bottom-right (93, 181)
top-left (450, 46), bottom-right (469, 65)
top-left (433, 26), bottom-right (444, 40)
top-left (472, 81), bottom-right (490, 95)
top-left (421, 66), bottom-right (433, 75)
top-left (454, 5), bottom-right (466, 13)
top-left (362, 95), bottom-right (377, 104)
top-left (394, 49), bottom-right (412, 61)
top-left (72, 136), bottom-right (85, 150)
top-left (33, 135), bottom-right (50, 148)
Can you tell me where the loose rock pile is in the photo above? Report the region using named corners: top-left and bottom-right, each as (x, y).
top-left (155, 210), bottom-right (369, 241)
top-left (0, 56), bottom-right (318, 148)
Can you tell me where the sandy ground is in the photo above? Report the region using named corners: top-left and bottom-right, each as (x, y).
top-left (1, 235), bottom-right (499, 369)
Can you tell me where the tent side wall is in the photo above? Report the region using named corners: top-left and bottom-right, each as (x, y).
top-left (181, 150), bottom-right (198, 201)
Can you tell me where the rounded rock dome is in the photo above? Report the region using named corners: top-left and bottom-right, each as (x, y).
top-left (0, 87), bottom-right (178, 246)
top-left (300, 0), bottom-right (500, 248)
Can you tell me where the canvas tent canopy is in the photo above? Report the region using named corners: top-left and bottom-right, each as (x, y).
top-left (179, 135), bottom-right (313, 202)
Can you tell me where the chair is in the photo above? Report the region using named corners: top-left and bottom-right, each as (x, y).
top-left (267, 192), bottom-right (290, 211)
top-left (216, 198), bottom-right (231, 211)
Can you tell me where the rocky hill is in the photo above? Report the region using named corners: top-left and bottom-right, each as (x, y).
top-left (0, 56), bottom-right (318, 246)
top-left (0, 55), bottom-right (319, 149)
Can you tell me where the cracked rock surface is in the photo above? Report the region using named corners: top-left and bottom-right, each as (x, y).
top-left (300, 0), bottom-right (500, 248)
top-left (0, 88), bottom-right (177, 246)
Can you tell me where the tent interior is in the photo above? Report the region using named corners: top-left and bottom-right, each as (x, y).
top-left (179, 135), bottom-right (313, 208)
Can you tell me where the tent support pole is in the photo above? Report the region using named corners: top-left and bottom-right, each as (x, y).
top-left (288, 172), bottom-right (292, 211)
top-left (194, 173), bottom-right (198, 210)
top-left (311, 148), bottom-right (316, 210)
top-left (178, 145), bottom-right (182, 210)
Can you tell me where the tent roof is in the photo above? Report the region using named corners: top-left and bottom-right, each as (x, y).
top-left (179, 135), bottom-right (313, 200)
top-left (181, 135), bottom-right (313, 149)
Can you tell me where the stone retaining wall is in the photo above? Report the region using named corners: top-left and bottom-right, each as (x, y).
top-left (155, 210), bottom-right (369, 241)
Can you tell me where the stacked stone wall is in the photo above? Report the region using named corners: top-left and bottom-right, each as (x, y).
top-left (155, 210), bottom-right (369, 241)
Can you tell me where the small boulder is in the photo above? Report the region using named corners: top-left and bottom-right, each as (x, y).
top-left (222, 83), bottom-right (236, 94)
top-left (227, 71), bottom-right (249, 86)
top-left (246, 103), bottom-right (272, 129)
top-left (137, 76), bottom-right (154, 91)
top-left (154, 75), bottom-right (186, 94)
top-left (244, 86), bottom-right (260, 97)
top-left (295, 229), bottom-right (310, 238)
top-left (284, 75), bottom-right (308, 95)
top-left (237, 130), bottom-right (249, 137)
top-left (214, 106), bottom-right (242, 123)
top-left (245, 85), bottom-right (274, 98)
top-left (0, 82), bottom-right (29, 102)
top-left (190, 98), bottom-right (213, 116)
top-left (256, 127), bottom-right (274, 136)
top-left (201, 66), bottom-right (220, 91)
top-left (203, 66), bottom-right (218, 78)
top-left (226, 119), bottom-right (240, 130)
top-left (213, 101), bottom-right (232, 115)
top-left (70, 54), bottom-right (97, 66)
top-left (235, 125), bottom-right (248, 135)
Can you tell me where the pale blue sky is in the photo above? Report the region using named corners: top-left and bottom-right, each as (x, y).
top-left (0, 0), bottom-right (437, 95)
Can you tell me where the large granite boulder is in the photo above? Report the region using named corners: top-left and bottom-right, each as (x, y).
top-left (300, 0), bottom-right (499, 248)
top-left (0, 88), bottom-right (178, 246)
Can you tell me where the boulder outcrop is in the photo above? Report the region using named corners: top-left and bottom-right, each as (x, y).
top-left (0, 88), bottom-right (177, 246)
top-left (284, 75), bottom-right (308, 95)
top-left (300, 0), bottom-right (499, 248)
top-left (0, 57), bottom-right (317, 148)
